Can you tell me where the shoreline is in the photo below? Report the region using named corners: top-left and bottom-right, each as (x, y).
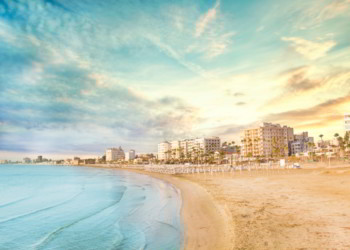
top-left (82, 164), bottom-right (350, 249)
top-left (127, 170), bottom-right (234, 250)
top-left (6, 163), bottom-right (350, 248)
top-left (80, 164), bottom-right (233, 250)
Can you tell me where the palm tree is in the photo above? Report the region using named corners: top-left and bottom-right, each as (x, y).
top-left (219, 150), bottom-right (225, 164)
top-left (236, 145), bottom-right (241, 155)
top-left (165, 150), bottom-right (171, 161)
top-left (319, 134), bottom-right (324, 142)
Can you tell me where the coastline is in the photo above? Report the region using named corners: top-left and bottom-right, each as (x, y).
top-left (81, 164), bottom-right (233, 250)
top-left (74, 163), bottom-right (350, 249)
top-left (128, 170), bottom-right (234, 250)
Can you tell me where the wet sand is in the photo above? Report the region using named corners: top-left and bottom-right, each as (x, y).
top-left (124, 170), bottom-right (234, 250)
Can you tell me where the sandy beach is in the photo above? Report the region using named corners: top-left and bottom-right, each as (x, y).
top-left (90, 164), bottom-right (350, 249)
top-left (176, 166), bottom-right (350, 249)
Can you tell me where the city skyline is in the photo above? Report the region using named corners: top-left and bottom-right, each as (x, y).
top-left (1, 0), bottom-right (350, 160)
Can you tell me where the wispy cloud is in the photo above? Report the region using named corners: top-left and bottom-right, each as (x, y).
top-left (264, 92), bottom-right (350, 129)
top-left (311, 0), bottom-right (350, 26)
top-left (282, 37), bottom-right (336, 60)
top-left (195, 1), bottom-right (220, 37)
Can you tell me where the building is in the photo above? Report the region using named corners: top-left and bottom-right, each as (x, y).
top-left (241, 123), bottom-right (294, 158)
top-left (290, 132), bottom-right (314, 155)
top-left (192, 137), bottom-right (221, 154)
top-left (36, 155), bottom-right (43, 163)
top-left (157, 141), bottom-right (171, 161)
top-left (170, 140), bottom-right (181, 159)
top-left (106, 147), bottom-right (125, 162)
top-left (125, 150), bottom-right (136, 161)
top-left (345, 113), bottom-right (350, 131)
top-left (23, 157), bottom-right (31, 164)
top-left (157, 137), bottom-right (221, 161)
top-left (83, 159), bottom-right (96, 164)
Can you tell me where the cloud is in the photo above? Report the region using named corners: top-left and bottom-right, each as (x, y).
top-left (206, 31), bottom-right (235, 58)
top-left (256, 25), bottom-right (265, 32)
top-left (282, 37), bottom-right (336, 60)
top-left (1, 0), bottom-right (350, 158)
top-left (146, 34), bottom-right (207, 76)
top-left (282, 66), bottom-right (324, 92)
top-left (316, 0), bottom-right (350, 24)
top-left (264, 93), bottom-right (350, 128)
top-left (235, 102), bottom-right (246, 106)
top-left (264, 66), bottom-right (350, 109)
top-left (0, 20), bottom-right (17, 45)
top-left (195, 1), bottom-right (220, 37)
top-left (232, 92), bottom-right (245, 97)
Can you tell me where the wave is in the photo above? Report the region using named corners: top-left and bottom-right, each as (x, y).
top-left (0, 189), bottom-right (84, 225)
top-left (0, 196), bottom-right (32, 209)
top-left (32, 187), bottom-right (127, 250)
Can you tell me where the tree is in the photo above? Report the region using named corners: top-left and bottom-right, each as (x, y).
top-left (337, 136), bottom-right (345, 151)
top-left (186, 152), bottom-right (192, 163)
top-left (307, 142), bottom-right (315, 152)
top-left (236, 145), bottom-right (241, 154)
top-left (319, 134), bottom-right (324, 142)
top-left (219, 150), bottom-right (225, 164)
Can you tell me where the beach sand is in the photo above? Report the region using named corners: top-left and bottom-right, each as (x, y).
top-left (93, 165), bottom-right (350, 249)
top-left (176, 166), bottom-right (350, 249)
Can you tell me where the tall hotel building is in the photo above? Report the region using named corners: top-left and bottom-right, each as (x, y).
top-left (106, 147), bottom-right (125, 162)
top-left (345, 113), bottom-right (350, 132)
top-left (157, 141), bottom-right (172, 161)
top-left (241, 123), bottom-right (294, 157)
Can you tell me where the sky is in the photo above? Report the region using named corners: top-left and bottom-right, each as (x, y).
top-left (1, 0), bottom-right (350, 160)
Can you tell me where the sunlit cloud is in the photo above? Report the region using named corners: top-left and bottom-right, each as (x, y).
top-left (195, 0), bottom-right (220, 37)
top-left (282, 37), bottom-right (336, 60)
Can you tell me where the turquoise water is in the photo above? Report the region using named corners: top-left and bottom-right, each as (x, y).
top-left (0, 165), bottom-right (183, 250)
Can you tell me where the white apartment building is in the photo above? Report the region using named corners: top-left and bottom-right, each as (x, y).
top-left (106, 147), bottom-right (125, 162)
top-left (157, 137), bottom-right (221, 161)
top-left (345, 113), bottom-right (350, 131)
top-left (125, 150), bottom-right (136, 161)
top-left (157, 141), bottom-right (171, 160)
top-left (170, 140), bottom-right (181, 159)
top-left (192, 137), bottom-right (221, 154)
top-left (242, 123), bottom-right (294, 158)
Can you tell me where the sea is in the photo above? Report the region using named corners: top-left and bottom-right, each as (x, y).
top-left (0, 164), bottom-right (184, 250)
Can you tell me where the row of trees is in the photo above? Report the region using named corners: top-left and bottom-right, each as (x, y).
top-left (163, 141), bottom-right (240, 164)
top-left (161, 132), bottom-right (350, 164)
top-left (333, 132), bottom-right (350, 152)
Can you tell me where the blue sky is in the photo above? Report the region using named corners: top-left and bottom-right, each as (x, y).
top-left (1, 0), bottom-right (350, 159)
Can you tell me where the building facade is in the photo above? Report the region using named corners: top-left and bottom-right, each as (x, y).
top-left (23, 157), bottom-right (31, 164)
top-left (157, 137), bottom-right (221, 161)
top-left (106, 147), bottom-right (125, 162)
top-left (192, 137), bottom-right (221, 154)
top-left (241, 123), bottom-right (294, 158)
top-left (345, 113), bottom-right (350, 131)
top-left (157, 141), bottom-right (171, 160)
top-left (37, 156), bottom-right (43, 163)
top-left (291, 132), bottom-right (314, 155)
top-left (125, 150), bottom-right (136, 161)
